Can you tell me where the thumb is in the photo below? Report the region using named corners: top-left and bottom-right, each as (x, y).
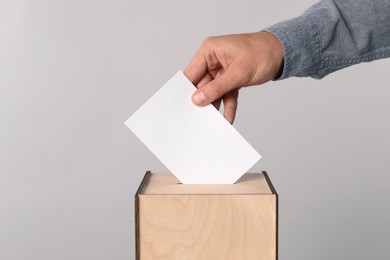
top-left (192, 70), bottom-right (240, 106)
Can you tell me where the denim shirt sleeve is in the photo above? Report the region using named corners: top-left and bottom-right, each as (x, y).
top-left (264, 0), bottom-right (390, 79)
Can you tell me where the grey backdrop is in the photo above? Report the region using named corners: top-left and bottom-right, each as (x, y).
top-left (1, 0), bottom-right (389, 259)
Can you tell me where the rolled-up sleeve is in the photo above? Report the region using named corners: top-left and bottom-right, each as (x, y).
top-left (264, 0), bottom-right (390, 79)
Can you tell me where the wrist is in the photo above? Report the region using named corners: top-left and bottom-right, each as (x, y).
top-left (252, 31), bottom-right (284, 81)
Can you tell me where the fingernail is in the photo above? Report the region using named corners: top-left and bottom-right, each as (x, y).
top-left (193, 91), bottom-right (207, 105)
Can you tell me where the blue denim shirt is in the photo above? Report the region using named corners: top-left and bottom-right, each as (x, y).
top-left (264, 0), bottom-right (390, 79)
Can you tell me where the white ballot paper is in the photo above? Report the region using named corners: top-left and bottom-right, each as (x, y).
top-left (125, 71), bottom-right (261, 184)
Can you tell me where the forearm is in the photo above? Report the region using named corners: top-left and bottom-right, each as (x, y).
top-left (264, 0), bottom-right (390, 79)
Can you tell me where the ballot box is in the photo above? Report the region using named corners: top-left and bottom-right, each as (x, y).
top-left (135, 171), bottom-right (278, 260)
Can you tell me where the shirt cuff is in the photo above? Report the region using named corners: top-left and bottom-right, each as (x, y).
top-left (263, 14), bottom-right (322, 80)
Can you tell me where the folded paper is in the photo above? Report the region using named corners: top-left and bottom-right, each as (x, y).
top-left (125, 71), bottom-right (261, 184)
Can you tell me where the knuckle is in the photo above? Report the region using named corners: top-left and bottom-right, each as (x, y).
top-left (226, 103), bottom-right (237, 111)
top-left (203, 36), bottom-right (217, 46)
top-left (225, 101), bottom-right (237, 113)
top-left (208, 82), bottom-right (222, 97)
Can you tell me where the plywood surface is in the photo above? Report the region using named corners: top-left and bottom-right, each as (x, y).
top-left (142, 172), bottom-right (273, 195)
top-left (138, 194), bottom-right (277, 260)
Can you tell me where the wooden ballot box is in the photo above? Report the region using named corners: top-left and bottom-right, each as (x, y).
top-left (135, 171), bottom-right (278, 260)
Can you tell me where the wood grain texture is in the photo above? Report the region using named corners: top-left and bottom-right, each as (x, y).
top-left (136, 172), bottom-right (277, 260)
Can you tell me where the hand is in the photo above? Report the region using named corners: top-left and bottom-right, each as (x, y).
top-left (184, 31), bottom-right (283, 123)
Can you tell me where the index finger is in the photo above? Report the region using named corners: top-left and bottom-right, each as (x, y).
top-left (184, 49), bottom-right (207, 86)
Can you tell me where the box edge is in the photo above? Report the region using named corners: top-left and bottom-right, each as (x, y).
top-left (135, 171), bottom-right (152, 260)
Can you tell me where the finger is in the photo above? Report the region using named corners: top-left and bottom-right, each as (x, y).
top-left (196, 72), bottom-right (212, 89)
top-left (184, 49), bottom-right (207, 86)
top-left (223, 89), bottom-right (239, 124)
top-left (192, 67), bottom-right (241, 106)
top-left (197, 73), bottom-right (222, 110)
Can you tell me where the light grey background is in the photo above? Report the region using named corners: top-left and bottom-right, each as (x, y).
top-left (1, 0), bottom-right (389, 259)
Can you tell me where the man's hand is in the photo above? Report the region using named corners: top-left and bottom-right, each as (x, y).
top-left (184, 31), bottom-right (283, 123)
